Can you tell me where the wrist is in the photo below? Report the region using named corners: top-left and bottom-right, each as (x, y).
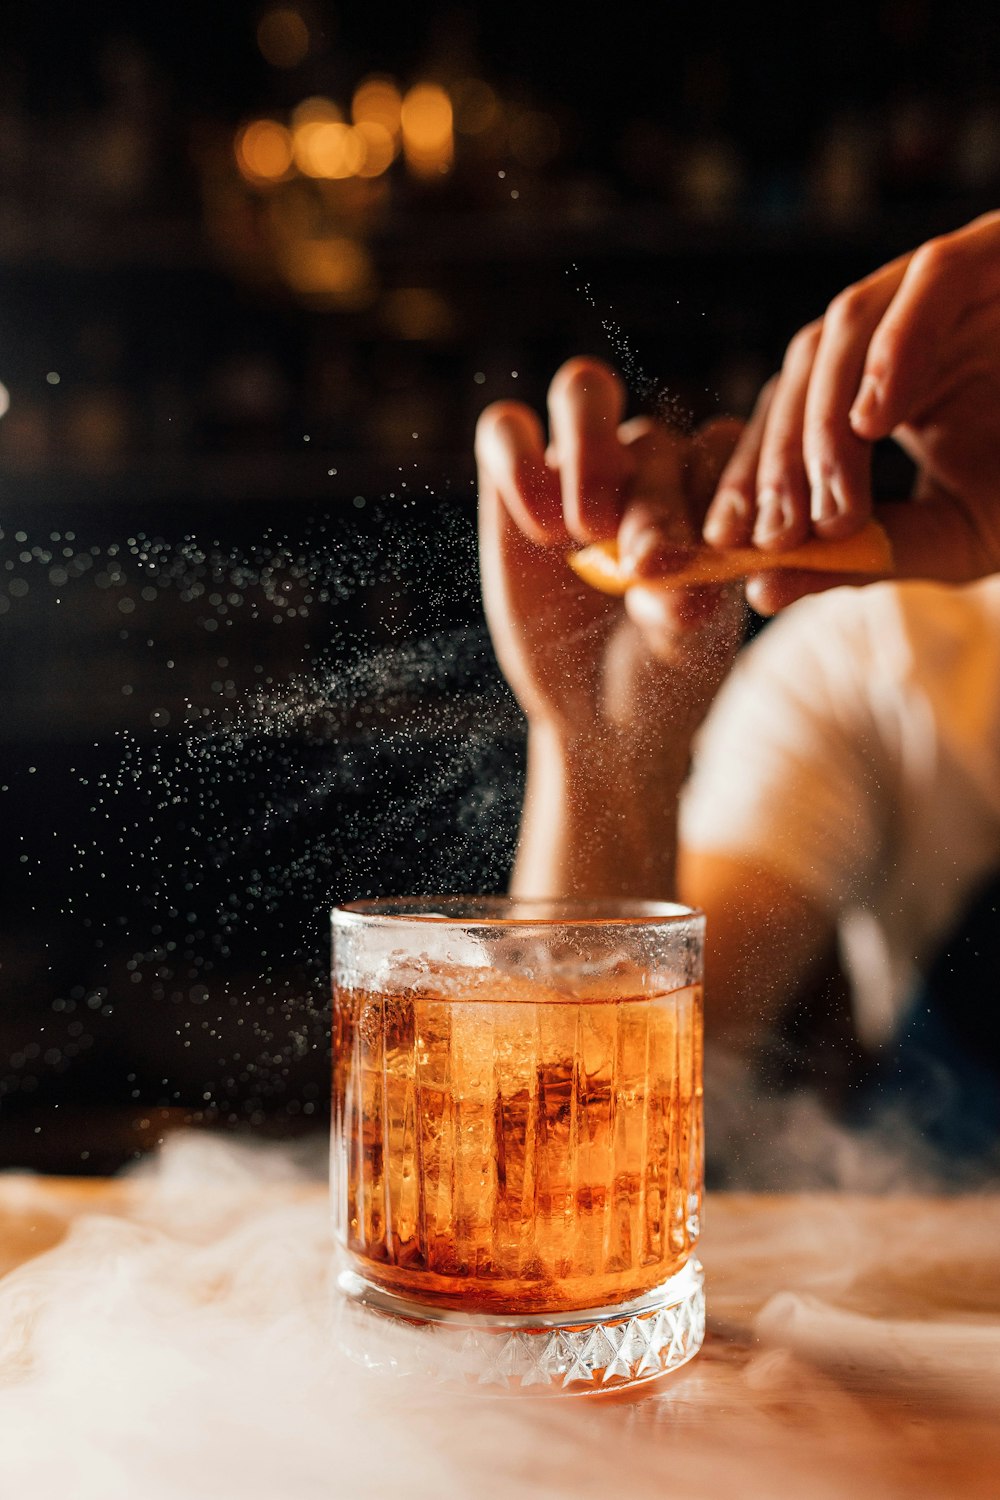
top-left (527, 716), bottom-right (692, 794)
top-left (511, 720), bottom-right (691, 900)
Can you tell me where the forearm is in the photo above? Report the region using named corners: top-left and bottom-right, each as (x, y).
top-left (678, 848), bottom-right (835, 1049)
top-left (510, 723), bottom-right (837, 1050)
top-left (510, 721), bottom-right (691, 900)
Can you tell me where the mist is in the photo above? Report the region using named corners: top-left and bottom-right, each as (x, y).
top-left (1, 1130), bottom-right (998, 1500)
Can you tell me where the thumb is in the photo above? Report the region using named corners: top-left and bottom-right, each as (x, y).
top-left (873, 490), bottom-right (988, 586)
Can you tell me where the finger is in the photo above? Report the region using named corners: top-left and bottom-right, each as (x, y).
top-left (750, 321), bottom-right (822, 550)
top-left (686, 417), bottom-right (744, 525)
top-left (802, 263), bottom-right (909, 539)
top-left (547, 357), bottom-right (631, 543)
top-left (616, 420), bottom-right (693, 577)
top-left (883, 300), bottom-right (1000, 432)
top-left (744, 568), bottom-right (871, 616)
top-left (479, 462), bottom-right (604, 643)
top-left (620, 419), bottom-right (736, 633)
top-left (872, 482), bottom-right (992, 587)
top-left (851, 213), bottom-right (1000, 442)
top-left (668, 584), bottom-right (728, 627)
top-left (702, 378), bottom-right (777, 548)
top-left (625, 580), bottom-right (742, 665)
top-left (624, 583), bottom-right (718, 640)
top-left (475, 401), bottom-right (565, 545)
top-left (479, 474), bottom-right (604, 718)
top-left (478, 473), bottom-right (565, 599)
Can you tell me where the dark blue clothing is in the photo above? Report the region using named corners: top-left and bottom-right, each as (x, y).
top-left (858, 868), bottom-right (1000, 1180)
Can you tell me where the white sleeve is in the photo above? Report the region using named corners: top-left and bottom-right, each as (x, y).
top-left (679, 590), bottom-right (889, 915)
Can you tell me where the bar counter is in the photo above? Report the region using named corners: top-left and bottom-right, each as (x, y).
top-left (1, 1166), bottom-right (998, 1498)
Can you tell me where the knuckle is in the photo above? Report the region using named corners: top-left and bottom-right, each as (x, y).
top-left (757, 408), bottom-right (805, 470)
top-left (911, 235), bottom-right (958, 280)
top-left (783, 320), bottom-right (822, 369)
top-left (804, 409), bottom-right (840, 452)
top-left (824, 285), bottom-right (869, 334)
top-left (754, 443), bottom-right (796, 490)
top-left (756, 439), bottom-right (801, 486)
top-left (716, 449), bottom-right (754, 491)
top-left (862, 324), bottom-right (898, 380)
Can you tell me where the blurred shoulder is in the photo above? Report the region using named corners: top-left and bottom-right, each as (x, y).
top-left (738, 574), bottom-right (1000, 690)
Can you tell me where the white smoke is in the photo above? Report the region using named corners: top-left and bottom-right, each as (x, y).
top-left (0, 1132), bottom-right (997, 1500)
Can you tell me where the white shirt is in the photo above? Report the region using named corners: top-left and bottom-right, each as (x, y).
top-left (680, 577), bottom-right (1000, 1045)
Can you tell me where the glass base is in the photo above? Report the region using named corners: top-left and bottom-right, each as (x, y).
top-left (335, 1257), bottom-right (704, 1396)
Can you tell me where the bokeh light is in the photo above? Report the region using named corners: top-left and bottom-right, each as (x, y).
top-left (291, 96), bottom-right (343, 128)
top-left (281, 236), bottom-right (375, 305)
top-left (351, 78), bottom-right (403, 139)
top-left (353, 121), bottom-right (397, 178)
top-left (293, 121), bottom-right (365, 179)
top-left (400, 84), bottom-right (454, 176)
top-left (256, 7), bottom-right (310, 69)
top-left (235, 119), bottom-right (294, 183)
top-left (0, 382), bottom-right (10, 419)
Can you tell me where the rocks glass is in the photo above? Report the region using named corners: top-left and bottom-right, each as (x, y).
top-left (331, 897), bottom-right (705, 1395)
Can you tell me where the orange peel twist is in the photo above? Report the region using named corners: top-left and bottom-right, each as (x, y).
top-left (568, 520), bottom-right (894, 596)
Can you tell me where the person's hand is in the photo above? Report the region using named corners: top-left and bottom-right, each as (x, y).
top-left (701, 210), bottom-right (1000, 613)
top-left (476, 358), bottom-right (744, 754)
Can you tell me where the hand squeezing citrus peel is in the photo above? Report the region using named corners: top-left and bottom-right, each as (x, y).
top-left (568, 519), bottom-right (894, 596)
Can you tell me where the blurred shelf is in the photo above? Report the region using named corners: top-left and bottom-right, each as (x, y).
top-left (0, 197), bottom-right (991, 276)
top-left (0, 221), bottom-right (211, 274)
top-left (0, 452), bottom-right (475, 506)
top-left (365, 201), bottom-right (988, 264)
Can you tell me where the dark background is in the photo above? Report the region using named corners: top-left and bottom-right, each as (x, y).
top-left (1, 0), bottom-right (998, 1171)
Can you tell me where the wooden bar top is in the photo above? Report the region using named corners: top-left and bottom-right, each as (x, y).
top-left (1, 1170), bottom-right (998, 1498)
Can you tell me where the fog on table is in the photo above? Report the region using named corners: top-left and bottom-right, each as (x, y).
top-left (332, 965), bottom-right (703, 1313)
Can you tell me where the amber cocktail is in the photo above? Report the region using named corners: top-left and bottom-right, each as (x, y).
top-left (331, 897), bottom-right (705, 1394)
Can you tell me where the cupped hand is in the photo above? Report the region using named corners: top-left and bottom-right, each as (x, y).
top-left (476, 358), bottom-right (744, 748)
top-left (702, 210), bottom-right (1000, 614)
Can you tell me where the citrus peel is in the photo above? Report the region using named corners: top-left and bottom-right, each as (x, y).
top-left (568, 519), bottom-right (893, 596)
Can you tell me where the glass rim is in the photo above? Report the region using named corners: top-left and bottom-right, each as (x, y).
top-left (332, 895), bottom-right (704, 930)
